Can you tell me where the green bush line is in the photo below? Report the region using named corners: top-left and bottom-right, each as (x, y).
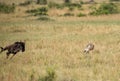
top-left (26, 7), bottom-right (48, 16)
top-left (90, 3), bottom-right (119, 15)
top-left (0, 3), bottom-right (15, 13)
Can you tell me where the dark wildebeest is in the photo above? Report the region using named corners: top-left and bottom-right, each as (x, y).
top-left (0, 41), bottom-right (25, 59)
top-left (84, 43), bottom-right (94, 53)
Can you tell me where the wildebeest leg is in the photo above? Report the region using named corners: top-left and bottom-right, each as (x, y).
top-left (6, 52), bottom-right (10, 59)
top-left (10, 53), bottom-right (17, 59)
top-left (10, 54), bottom-right (16, 59)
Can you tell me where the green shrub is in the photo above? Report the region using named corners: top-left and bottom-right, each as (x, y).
top-left (48, 2), bottom-right (57, 8)
top-left (0, 3), bottom-right (15, 13)
top-left (65, 3), bottom-right (81, 8)
top-left (77, 13), bottom-right (86, 17)
top-left (26, 7), bottom-right (48, 16)
top-left (68, 6), bottom-right (74, 11)
top-left (48, 2), bottom-right (81, 10)
top-left (64, 3), bottom-right (82, 11)
top-left (80, 0), bottom-right (84, 4)
top-left (37, 16), bottom-right (51, 21)
top-left (26, 10), bottom-right (37, 13)
top-left (64, 13), bottom-right (74, 16)
top-left (90, 3), bottom-right (119, 15)
top-left (35, 7), bottom-right (48, 16)
top-left (37, 0), bottom-right (47, 5)
top-left (19, 0), bottom-right (31, 6)
top-left (29, 71), bottom-right (35, 81)
top-left (48, 2), bottom-right (64, 9)
top-left (64, 0), bottom-right (71, 4)
top-left (38, 68), bottom-right (56, 81)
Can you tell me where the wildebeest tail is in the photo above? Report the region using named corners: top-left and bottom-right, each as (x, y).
top-left (0, 47), bottom-right (4, 53)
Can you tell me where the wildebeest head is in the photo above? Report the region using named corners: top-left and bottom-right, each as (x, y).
top-left (21, 42), bottom-right (25, 52)
top-left (14, 41), bottom-right (25, 52)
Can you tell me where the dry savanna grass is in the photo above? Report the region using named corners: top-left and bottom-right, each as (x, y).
top-left (0, 14), bottom-right (120, 81)
top-left (0, 0), bottom-right (120, 81)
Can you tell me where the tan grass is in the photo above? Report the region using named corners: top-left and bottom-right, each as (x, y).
top-left (0, 2), bottom-right (120, 81)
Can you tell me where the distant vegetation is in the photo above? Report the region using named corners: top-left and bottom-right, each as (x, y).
top-left (63, 12), bottom-right (74, 16)
top-left (48, 2), bottom-right (82, 10)
top-left (64, 0), bottom-right (71, 4)
top-left (37, 0), bottom-right (47, 5)
top-left (26, 7), bottom-right (48, 16)
top-left (48, 2), bottom-right (64, 9)
top-left (19, 0), bottom-right (32, 6)
top-left (0, 3), bottom-right (15, 13)
top-left (0, 0), bottom-right (120, 17)
top-left (37, 16), bottom-right (51, 21)
top-left (90, 3), bottom-right (119, 15)
top-left (77, 13), bottom-right (86, 17)
top-left (25, 0), bottom-right (120, 17)
top-left (65, 3), bottom-right (82, 9)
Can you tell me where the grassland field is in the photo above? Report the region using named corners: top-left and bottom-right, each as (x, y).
top-left (0, 0), bottom-right (120, 81)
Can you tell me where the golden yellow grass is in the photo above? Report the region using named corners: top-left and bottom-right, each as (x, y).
top-left (0, 13), bottom-right (120, 81)
top-left (0, 2), bottom-right (120, 81)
